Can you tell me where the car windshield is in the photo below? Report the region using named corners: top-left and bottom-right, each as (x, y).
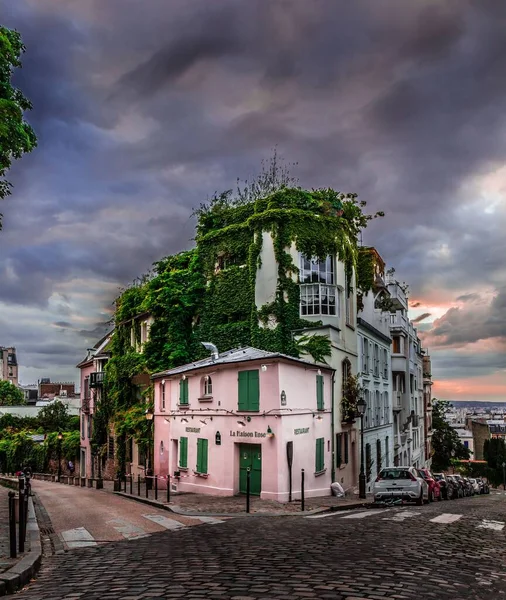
top-left (434, 474), bottom-right (443, 481)
top-left (417, 470), bottom-right (427, 479)
top-left (379, 469), bottom-right (413, 480)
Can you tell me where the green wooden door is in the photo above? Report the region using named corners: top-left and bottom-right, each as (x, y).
top-left (239, 444), bottom-right (262, 496)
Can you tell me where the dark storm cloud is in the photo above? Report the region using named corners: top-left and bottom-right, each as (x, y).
top-left (412, 313), bottom-right (431, 324)
top-left (1, 0), bottom-right (506, 383)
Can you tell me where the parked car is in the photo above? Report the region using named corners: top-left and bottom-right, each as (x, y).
top-left (476, 478), bottom-right (490, 494)
top-left (417, 468), bottom-right (441, 502)
top-left (373, 467), bottom-right (429, 505)
top-left (446, 474), bottom-right (464, 498)
top-left (457, 475), bottom-right (472, 496)
top-left (468, 478), bottom-right (481, 495)
top-left (433, 473), bottom-right (455, 500)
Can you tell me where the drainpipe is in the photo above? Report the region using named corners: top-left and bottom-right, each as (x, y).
top-left (331, 371), bottom-right (336, 484)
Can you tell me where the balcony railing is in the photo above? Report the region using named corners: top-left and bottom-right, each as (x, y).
top-left (90, 371), bottom-right (105, 388)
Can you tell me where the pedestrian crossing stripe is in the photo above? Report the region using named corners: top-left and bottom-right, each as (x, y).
top-left (477, 519), bottom-right (504, 531)
top-left (429, 513), bottom-right (463, 524)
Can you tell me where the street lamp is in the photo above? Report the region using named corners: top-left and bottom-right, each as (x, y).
top-left (57, 432), bottom-right (63, 482)
top-left (356, 395), bottom-right (367, 500)
top-left (145, 408), bottom-right (154, 490)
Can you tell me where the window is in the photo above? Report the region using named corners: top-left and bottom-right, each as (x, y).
top-left (81, 415), bottom-right (86, 439)
top-left (204, 376), bottom-right (212, 396)
top-left (196, 438), bottom-right (208, 474)
top-left (383, 392), bottom-right (389, 422)
top-left (366, 443), bottom-right (372, 482)
top-left (336, 434), bottom-right (342, 468)
top-left (179, 378), bottom-right (189, 405)
top-left (363, 339), bottom-right (369, 374)
top-left (375, 391), bottom-right (381, 425)
top-left (376, 439), bottom-right (382, 475)
top-left (300, 255), bottom-right (337, 316)
top-left (179, 437), bottom-right (188, 469)
top-left (374, 344), bottom-right (379, 377)
top-left (238, 370), bottom-right (259, 412)
top-left (345, 271), bottom-right (354, 326)
top-left (410, 374), bottom-right (414, 393)
top-left (392, 336), bottom-right (401, 354)
top-left (316, 375), bottom-right (324, 410)
top-left (464, 440), bottom-right (469, 449)
top-left (87, 414), bottom-right (92, 439)
top-left (383, 349), bottom-right (388, 378)
top-left (160, 381), bottom-right (166, 411)
top-left (315, 438), bottom-right (325, 473)
top-left (385, 437), bottom-right (389, 467)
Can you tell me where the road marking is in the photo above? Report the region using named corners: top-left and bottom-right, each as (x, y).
top-left (430, 513), bottom-right (463, 524)
top-left (61, 527), bottom-right (96, 548)
top-left (143, 514), bottom-right (185, 530)
top-left (477, 519), bottom-right (505, 531)
top-left (340, 509), bottom-right (386, 519)
top-left (107, 518), bottom-right (149, 539)
top-left (196, 516), bottom-right (224, 525)
top-left (383, 510), bottom-right (420, 522)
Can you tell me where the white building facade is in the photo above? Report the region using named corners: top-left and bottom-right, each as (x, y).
top-left (357, 249), bottom-right (394, 493)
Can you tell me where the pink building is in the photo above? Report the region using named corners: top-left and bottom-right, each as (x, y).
top-left (152, 347), bottom-right (334, 502)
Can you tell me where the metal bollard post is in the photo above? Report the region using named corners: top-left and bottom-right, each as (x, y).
top-left (155, 475), bottom-right (158, 501)
top-left (167, 475), bottom-right (170, 503)
top-left (8, 491), bottom-right (16, 559)
top-left (123, 475), bottom-right (127, 494)
top-left (137, 473), bottom-right (141, 496)
top-left (18, 489), bottom-right (25, 553)
top-left (301, 469), bottom-right (305, 512)
top-left (129, 474), bottom-right (133, 495)
top-left (145, 475), bottom-right (149, 499)
top-left (246, 467), bottom-right (251, 514)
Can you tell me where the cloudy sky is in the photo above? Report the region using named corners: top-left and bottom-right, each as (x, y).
top-left (1, 0), bottom-right (505, 400)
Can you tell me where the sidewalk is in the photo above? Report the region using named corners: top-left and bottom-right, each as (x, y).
top-left (108, 478), bottom-right (372, 515)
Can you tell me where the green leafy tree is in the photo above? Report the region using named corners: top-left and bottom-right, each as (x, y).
top-left (0, 379), bottom-right (25, 405)
top-left (483, 438), bottom-right (506, 487)
top-left (431, 399), bottom-right (471, 471)
top-left (37, 400), bottom-right (71, 432)
top-left (0, 26), bottom-right (37, 229)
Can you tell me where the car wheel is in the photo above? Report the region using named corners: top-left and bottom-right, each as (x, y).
top-left (437, 491), bottom-right (442, 501)
top-left (429, 490), bottom-right (434, 503)
top-left (416, 491), bottom-right (423, 506)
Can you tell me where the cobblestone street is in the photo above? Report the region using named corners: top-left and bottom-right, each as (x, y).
top-left (19, 491), bottom-right (506, 599)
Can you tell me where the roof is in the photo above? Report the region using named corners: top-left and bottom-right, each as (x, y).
top-left (76, 330), bottom-right (114, 368)
top-left (152, 346), bottom-right (334, 379)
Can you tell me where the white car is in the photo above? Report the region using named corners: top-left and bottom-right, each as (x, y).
top-left (468, 478), bottom-right (481, 495)
top-left (373, 466), bottom-right (429, 505)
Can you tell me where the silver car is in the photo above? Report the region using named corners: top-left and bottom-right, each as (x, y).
top-left (373, 467), bottom-right (429, 505)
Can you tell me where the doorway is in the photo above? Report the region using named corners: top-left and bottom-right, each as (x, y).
top-left (239, 444), bottom-right (262, 495)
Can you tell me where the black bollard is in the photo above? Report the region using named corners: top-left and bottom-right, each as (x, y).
top-left (155, 475), bottom-right (158, 501)
top-left (137, 473), bottom-right (141, 496)
top-left (123, 475), bottom-right (127, 494)
top-left (129, 474), bottom-right (133, 495)
top-left (166, 475), bottom-right (170, 503)
top-left (8, 491), bottom-right (16, 559)
top-left (301, 469), bottom-right (305, 512)
top-left (246, 467), bottom-right (251, 514)
top-left (145, 475), bottom-right (149, 499)
top-left (18, 488), bottom-right (25, 553)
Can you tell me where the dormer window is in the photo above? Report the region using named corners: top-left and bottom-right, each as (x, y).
top-left (204, 376), bottom-right (212, 396)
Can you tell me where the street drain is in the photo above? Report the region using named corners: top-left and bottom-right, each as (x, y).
top-left (40, 526), bottom-right (55, 536)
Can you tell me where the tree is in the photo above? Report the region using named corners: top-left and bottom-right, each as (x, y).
top-left (0, 380), bottom-right (25, 405)
top-left (37, 401), bottom-right (71, 432)
top-left (0, 26), bottom-right (37, 229)
top-left (431, 399), bottom-right (471, 471)
top-left (483, 438), bottom-right (506, 487)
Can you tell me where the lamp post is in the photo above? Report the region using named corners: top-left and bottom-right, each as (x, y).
top-left (57, 432), bottom-right (63, 482)
top-left (502, 462), bottom-right (505, 491)
top-left (356, 396), bottom-right (367, 499)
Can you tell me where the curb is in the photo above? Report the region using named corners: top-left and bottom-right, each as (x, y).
top-left (113, 492), bottom-right (363, 518)
top-left (0, 496), bottom-right (42, 596)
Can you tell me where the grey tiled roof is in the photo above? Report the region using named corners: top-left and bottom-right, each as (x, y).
top-left (152, 347), bottom-right (333, 379)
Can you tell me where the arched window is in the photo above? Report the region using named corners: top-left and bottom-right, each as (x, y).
top-left (204, 375), bottom-right (213, 396)
top-left (342, 359), bottom-right (352, 390)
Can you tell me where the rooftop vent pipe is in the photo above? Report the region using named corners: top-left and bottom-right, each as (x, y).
top-left (201, 342), bottom-right (219, 361)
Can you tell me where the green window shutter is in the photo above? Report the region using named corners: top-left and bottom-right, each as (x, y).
top-left (179, 379), bottom-right (188, 405)
top-left (197, 438), bottom-right (208, 474)
top-left (248, 370), bottom-right (259, 411)
top-left (238, 371), bottom-right (249, 411)
top-left (316, 438), bottom-right (324, 472)
top-left (179, 437), bottom-right (188, 468)
top-left (316, 375), bottom-right (324, 410)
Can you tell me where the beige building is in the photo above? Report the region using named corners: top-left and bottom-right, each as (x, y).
top-left (0, 346), bottom-right (18, 387)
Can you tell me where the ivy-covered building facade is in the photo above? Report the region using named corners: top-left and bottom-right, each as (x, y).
top-left (81, 187), bottom-right (436, 497)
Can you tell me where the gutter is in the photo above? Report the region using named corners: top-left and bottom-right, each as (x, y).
top-left (331, 370), bottom-right (336, 484)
